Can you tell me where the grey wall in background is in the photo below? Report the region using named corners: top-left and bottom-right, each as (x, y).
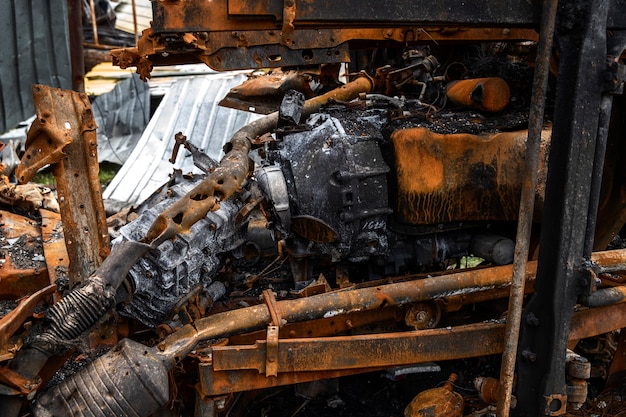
top-left (0, 0), bottom-right (72, 133)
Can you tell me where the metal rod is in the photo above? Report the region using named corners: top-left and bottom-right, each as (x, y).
top-left (67, 0), bottom-right (85, 92)
top-left (156, 249), bottom-right (626, 363)
top-left (132, 0), bottom-right (139, 45)
top-left (89, 0), bottom-right (99, 45)
top-left (496, 0), bottom-right (558, 416)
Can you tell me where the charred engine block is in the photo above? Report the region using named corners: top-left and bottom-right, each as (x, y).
top-left (117, 100), bottom-right (549, 325)
top-left (114, 173), bottom-right (248, 326)
top-left (255, 101), bottom-right (547, 281)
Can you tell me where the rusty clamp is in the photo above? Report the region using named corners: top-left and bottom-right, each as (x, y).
top-left (262, 289), bottom-right (284, 377)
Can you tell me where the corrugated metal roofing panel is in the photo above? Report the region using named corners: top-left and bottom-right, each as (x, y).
top-left (103, 71), bottom-right (260, 205)
top-left (0, 0), bottom-right (72, 133)
top-left (92, 73), bottom-right (151, 164)
top-left (114, 0), bottom-right (152, 35)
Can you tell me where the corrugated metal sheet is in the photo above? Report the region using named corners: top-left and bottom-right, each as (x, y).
top-left (103, 71), bottom-right (260, 205)
top-left (92, 73), bottom-right (151, 165)
top-left (114, 0), bottom-right (152, 35)
top-left (0, 0), bottom-right (72, 134)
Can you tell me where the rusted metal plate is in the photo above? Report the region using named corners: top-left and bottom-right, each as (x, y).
top-left (391, 127), bottom-right (551, 224)
top-left (0, 210), bottom-right (49, 299)
top-left (40, 209), bottom-right (70, 299)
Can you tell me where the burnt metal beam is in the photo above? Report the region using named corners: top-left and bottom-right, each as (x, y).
top-left (15, 85), bottom-right (109, 288)
top-left (153, 0), bottom-right (626, 32)
top-left (515, 0), bottom-right (610, 415)
top-left (197, 301), bottom-right (626, 397)
top-left (113, 0), bottom-right (625, 74)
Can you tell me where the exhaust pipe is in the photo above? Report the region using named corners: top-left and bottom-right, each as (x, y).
top-left (32, 339), bottom-right (171, 417)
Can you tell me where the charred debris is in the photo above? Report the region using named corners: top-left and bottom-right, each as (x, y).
top-left (1, 1), bottom-right (626, 417)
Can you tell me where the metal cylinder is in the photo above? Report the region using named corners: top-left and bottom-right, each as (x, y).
top-left (471, 233), bottom-right (515, 265)
top-left (32, 339), bottom-right (171, 417)
top-left (446, 77), bottom-right (511, 112)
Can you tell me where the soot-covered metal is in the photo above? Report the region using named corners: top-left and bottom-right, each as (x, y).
top-left (1, 1), bottom-right (626, 417)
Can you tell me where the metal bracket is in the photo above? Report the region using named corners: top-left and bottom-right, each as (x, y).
top-left (281, 0), bottom-right (296, 46)
top-left (263, 289), bottom-right (283, 377)
top-left (266, 325), bottom-right (279, 377)
top-left (543, 394), bottom-right (567, 416)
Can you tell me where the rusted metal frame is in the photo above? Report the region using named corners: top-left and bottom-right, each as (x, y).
top-left (195, 28), bottom-right (540, 56)
top-left (213, 323), bottom-right (506, 374)
top-left (262, 289), bottom-right (283, 377)
top-left (496, 0), bottom-right (558, 416)
top-left (155, 249), bottom-right (626, 364)
top-left (113, 26), bottom-right (538, 74)
top-left (131, 0), bottom-right (139, 44)
top-left (16, 85), bottom-right (109, 287)
top-left (163, 0), bottom-right (626, 30)
top-left (515, 1), bottom-right (610, 415)
top-left (198, 300), bottom-right (626, 397)
top-left (164, 0), bottom-right (542, 30)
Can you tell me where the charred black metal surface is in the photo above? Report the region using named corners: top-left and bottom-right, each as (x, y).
top-left (516, 0), bottom-right (610, 414)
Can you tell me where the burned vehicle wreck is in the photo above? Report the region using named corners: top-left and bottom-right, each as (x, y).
top-left (2, 0), bottom-right (626, 416)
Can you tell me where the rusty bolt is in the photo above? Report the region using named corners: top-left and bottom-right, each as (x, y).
top-left (415, 311), bottom-right (428, 322)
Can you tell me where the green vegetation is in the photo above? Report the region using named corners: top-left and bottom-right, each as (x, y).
top-left (33, 162), bottom-right (121, 188)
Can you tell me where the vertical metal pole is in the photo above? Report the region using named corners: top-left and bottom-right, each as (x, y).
top-left (132, 0), bottom-right (139, 44)
top-left (67, 0), bottom-right (85, 92)
top-left (515, 0), bottom-right (609, 414)
top-left (584, 31), bottom-right (626, 256)
top-left (496, 1), bottom-right (558, 415)
top-left (89, 0), bottom-right (99, 45)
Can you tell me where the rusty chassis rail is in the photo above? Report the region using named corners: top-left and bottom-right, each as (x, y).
top-left (198, 300), bottom-right (626, 397)
top-left (111, 0), bottom-right (626, 78)
top-left (155, 248), bottom-right (626, 364)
